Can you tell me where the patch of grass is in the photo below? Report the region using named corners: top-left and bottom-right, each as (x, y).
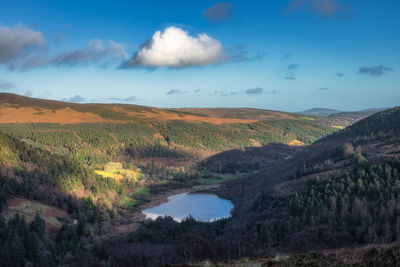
top-left (299, 116), bottom-right (315, 121)
top-left (135, 186), bottom-right (150, 196)
top-left (95, 162), bottom-right (141, 182)
top-left (119, 197), bottom-right (141, 208)
top-left (95, 170), bottom-right (116, 178)
top-left (118, 187), bottom-right (150, 209)
top-left (331, 125), bottom-right (345, 129)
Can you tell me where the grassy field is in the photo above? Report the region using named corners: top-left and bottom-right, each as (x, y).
top-left (119, 197), bottom-right (142, 208)
top-left (331, 125), bottom-right (346, 129)
top-left (118, 186), bottom-right (151, 209)
top-left (95, 161), bottom-right (142, 182)
top-left (299, 116), bottom-right (315, 120)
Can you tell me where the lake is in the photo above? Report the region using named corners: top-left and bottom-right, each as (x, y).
top-left (142, 193), bottom-right (234, 222)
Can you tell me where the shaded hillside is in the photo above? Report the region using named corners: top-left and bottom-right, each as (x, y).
top-left (225, 107), bottom-right (400, 252)
top-left (322, 106), bottom-right (400, 143)
top-left (88, 107), bottom-right (400, 266)
top-left (180, 242), bottom-right (400, 267)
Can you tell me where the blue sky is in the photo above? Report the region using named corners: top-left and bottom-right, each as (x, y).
top-left (0, 0), bottom-right (399, 111)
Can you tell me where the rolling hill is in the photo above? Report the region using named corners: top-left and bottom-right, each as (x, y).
top-left (297, 108), bottom-right (342, 117)
top-left (0, 93), bottom-right (337, 169)
top-left (0, 93), bottom-right (297, 124)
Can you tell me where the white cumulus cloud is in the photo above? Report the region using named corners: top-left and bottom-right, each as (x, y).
top-left (122, 26), bottom-right (227, 68)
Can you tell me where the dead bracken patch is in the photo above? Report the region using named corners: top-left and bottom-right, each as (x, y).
top-left (3, 197), bottom-right (69, 233)
top-left (0, 107), bottom-right (113, 124)
top-left (0, 104), bottom-right (298, 125)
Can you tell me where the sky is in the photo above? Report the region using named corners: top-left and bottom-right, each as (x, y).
top-left (0, 0), bottom-right (399, 112)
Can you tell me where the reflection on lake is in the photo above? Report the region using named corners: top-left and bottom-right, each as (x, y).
top-left (142, 193), bottom-right (233, 222)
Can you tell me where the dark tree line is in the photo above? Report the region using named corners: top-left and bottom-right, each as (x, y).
top-left (0, 213), bottom-right (54, 267)
top-left (255, 157), bottom-right (400, 248)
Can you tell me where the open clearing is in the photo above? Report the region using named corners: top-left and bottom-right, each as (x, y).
top-left (2, 198), bottom-right (69, 232)
top-left (95, 161), bottom-right (141, 182)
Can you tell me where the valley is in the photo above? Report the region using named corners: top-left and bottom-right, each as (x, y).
top-left (0, 94), bottom-right (398, 266)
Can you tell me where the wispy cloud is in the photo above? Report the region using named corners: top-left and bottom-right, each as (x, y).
top-left (336, 72), bottom-right (344, 77)
top-left (109, 96), bottom-right (138, 102)
top-left (287, 0), bottom-right (351, 17)
top-left (64, 94), bottom-right (85, 103)
top-left (318, 87), bottom-right (328, 91)
top-left (230, 43), bottom-right (267, 62)
top-left (215, 90), bottom-right (240, 96)
top-left (215, 87), bottom-right (275, 96)
top-left (284, 63), bottom-right (299, 80)
top-left (245, 87), bottom-right (263, 94)
top-left (358, 65), bottom-right (394, 76)
top-left (166, 89), bottom-right (188, 95)
top-left (51, 39), bottom-right (127, 67)
top-left (202, 2), bottom-right (234, 23)
top-left (0, 80), bottom-right (15, 91)
top-left (0, 23), bottom-right (127, 70)
top-left (283, 53), bottom-right (292, 60)
top-left (24, 90), bottom-right (33, 97)
top-left (287, 64), bottom-right (299, 71)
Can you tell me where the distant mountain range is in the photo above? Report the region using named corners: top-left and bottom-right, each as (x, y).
top-left (298, 107), bottom-right (385, 117)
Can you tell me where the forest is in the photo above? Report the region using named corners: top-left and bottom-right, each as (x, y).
top-left (0, 118), bottom-right (334, 167)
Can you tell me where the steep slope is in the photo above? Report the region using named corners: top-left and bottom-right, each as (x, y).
top-left (322, 106), bottom-right (400, 142)
top-left (0, 132), bottom-right (140, 266)
top-left (228, 106), bottom-right (400, 251)
top-left (0, 132), bottom-right (137, 212)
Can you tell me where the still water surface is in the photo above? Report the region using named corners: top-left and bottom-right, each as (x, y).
top-left (142, 193), bottom-right (234, 222)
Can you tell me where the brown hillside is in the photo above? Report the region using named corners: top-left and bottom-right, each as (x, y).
top-left (0, 93), bottom-right (293, 125)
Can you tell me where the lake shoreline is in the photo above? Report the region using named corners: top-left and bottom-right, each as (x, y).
top-left (103, 183), bottom-right (226, 240)
top-left (137, 183), bottom-right (224, 222)
top-left (142, 191), bottom-right (233, 222)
